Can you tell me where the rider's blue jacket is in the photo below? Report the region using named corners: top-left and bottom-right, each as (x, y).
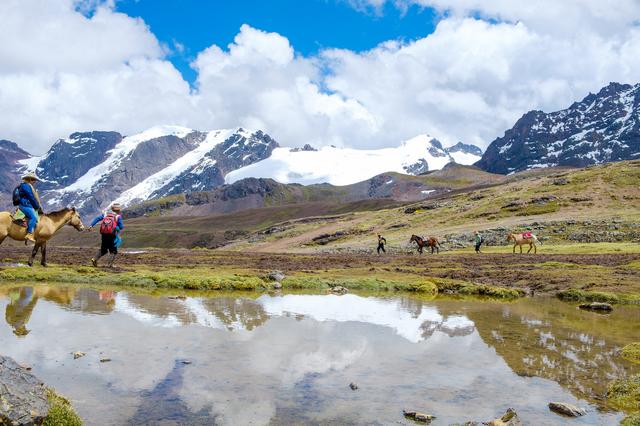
top-left (18, 183), bottom-right (42, 210)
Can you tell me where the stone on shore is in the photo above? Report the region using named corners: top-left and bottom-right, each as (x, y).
top-left (578, 302), bottom-right (613, 312)
top-left (268, 271), bottom-right (286, 282)
top-left (403, 410), bottom-right (435, 423)
top-left (0, 355), bottom-right (50, 425)
top-left (548, 402), bottom-right (586, 417)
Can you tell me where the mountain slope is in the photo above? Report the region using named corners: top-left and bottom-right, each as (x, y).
top-left (0, 140), bottom-right (31, 208)
top-left (477, 82), bottom-right (640, 174)
top-left (226, 135), bottom-right (482, 185)
top-left (124, 164), bottom-right (503, 219)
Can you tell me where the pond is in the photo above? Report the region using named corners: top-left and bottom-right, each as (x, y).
top-left (1, 284), bottom-right (638, 425)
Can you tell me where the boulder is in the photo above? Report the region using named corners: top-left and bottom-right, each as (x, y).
top-left (349, 382), bottom-right (358, 391)
top-left (403, 410), bottom-right (435, 423)
top-left (268, 271), bottom-right (286, 282)
top-left (486, 408), bottom-right (523, 426)
top-left (0, 356), bottom-right (50, 425)
top-left (273, 282), bottom-right (282, 290)
top-left (548, 402), bottom-right (586, 417)
top-left (330, 286), bottom-right (348, 294)
top-left (579, 302), bottom-right (613, 312)
top-left (72, 352), bottom-right (86, 360)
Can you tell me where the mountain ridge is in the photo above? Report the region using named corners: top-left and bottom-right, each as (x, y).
top-left (476, 81), bottom-right (640, 173)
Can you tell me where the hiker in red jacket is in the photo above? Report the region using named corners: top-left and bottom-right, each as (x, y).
top-left (88, 203), bottom-right (124, 267)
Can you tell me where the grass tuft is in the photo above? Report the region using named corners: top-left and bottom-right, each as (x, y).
top-left (607, 374), bottom-right (640, 411)
top-left (622, 343), bottom-right (640, 364)
top-left (44, 388), bottom-right (83, 426)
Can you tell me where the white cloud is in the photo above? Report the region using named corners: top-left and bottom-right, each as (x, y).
top-left (1, 0), bottom-right (640, 155)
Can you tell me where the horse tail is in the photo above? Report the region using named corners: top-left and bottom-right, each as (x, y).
top-left (533, 235), bottom-right (541, 245)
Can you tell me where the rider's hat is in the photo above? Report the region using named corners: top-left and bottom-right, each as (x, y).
top-left (110, 203), bottom-right (122, 212)
top-left (21, 172), bottom-right (40, 182)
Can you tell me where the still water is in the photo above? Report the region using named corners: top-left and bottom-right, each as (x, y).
top-left (1, 285), bottom-right (638, 425)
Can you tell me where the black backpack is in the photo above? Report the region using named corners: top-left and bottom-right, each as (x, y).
top-left (12, 186), bottom-right (21, 206)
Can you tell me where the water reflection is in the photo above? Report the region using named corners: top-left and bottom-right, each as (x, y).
top-left (0, 285), bottom-right (638, 425)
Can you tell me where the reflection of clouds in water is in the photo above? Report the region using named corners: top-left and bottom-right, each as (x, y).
top-left (258, 294), bottom-right (474, 343)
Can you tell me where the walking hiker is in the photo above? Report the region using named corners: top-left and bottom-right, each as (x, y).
top-left (13, 173), bottom-right (44, 243)
top-left (377, 234), bottom-right (387, 254)
top-left (474, 231), bottom-right (483, 253)
top-left (88, 203), bottom-right (124, 267)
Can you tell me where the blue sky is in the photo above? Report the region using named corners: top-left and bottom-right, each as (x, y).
top-left (115, 0), bottom-right (439, 83)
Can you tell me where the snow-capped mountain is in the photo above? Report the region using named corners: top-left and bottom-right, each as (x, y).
top-left (5, 126), bottom-right (480, 216)
top-left (476, 82), bottom-right (640, 174)
top-left (226, 135), bottom-right (482, 186)
top-left (15, 126), bottom-right (278, 215)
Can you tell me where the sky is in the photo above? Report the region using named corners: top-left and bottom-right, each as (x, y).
top-left (1, 0), bottom-right (640, 154)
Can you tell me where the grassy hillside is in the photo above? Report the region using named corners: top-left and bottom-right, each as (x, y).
top-left (224, 160), bottom-right (640, 253)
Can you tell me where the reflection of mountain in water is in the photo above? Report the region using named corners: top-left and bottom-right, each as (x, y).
top-left (467, 300), bottom-right (640, 407)
top-left (116, 294), bottom-right (269, 331)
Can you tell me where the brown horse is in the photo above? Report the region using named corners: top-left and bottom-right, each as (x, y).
top-left (409, 234), bottom-right (441, 254)
top-left (0, 208), bottom-right (85, 266)
top-left (507, 232), bottom-right (539, 254)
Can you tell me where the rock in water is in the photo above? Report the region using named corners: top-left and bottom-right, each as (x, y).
top-left (273, 282), bottom-right (282, 290)
top-left (268, 271), bottom-right (286, 282)
top-left (579, 302), bottom-right (613, 312)
top-left (486, 408), bottom-right (523, 426)
top-left (72, 351), bottom-right (86, 360)
top-left (331, 286), bottom-right (348, 294)
top-left (403, 410), bottom-right (435, 423)
top-left (0, 355), bottom-right (50, 425)
top-left (349, 382), bottom-right (358, 391)
top-left (548, 402), bottom-right (586, 417)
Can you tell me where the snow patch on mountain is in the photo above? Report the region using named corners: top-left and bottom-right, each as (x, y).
top-left (56, 126), bottom-right (193, 198)
top-left (226, 134), bottom-right (480, 186)
top-left (113, 129), bottom-right (237, 206)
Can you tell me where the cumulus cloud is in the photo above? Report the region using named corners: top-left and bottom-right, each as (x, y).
top-left (1, 0), bottom-right (640, 154)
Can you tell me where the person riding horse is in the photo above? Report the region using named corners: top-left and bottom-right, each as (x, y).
top-left (16, 172), bottom-right (44, 243)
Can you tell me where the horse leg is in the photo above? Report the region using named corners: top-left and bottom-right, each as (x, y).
top-left (527, 244), bottom-right (532, 254)
top-left (41, 243), bottom-right (48, 267)
top-left (519, 245), bottom-right (523, 254)
top-left (534, 243), bottom-right (537, 254)
top-left (28, 243), bottom-right (40, 267)
top-left (513, 244), bottom-right (516, 254)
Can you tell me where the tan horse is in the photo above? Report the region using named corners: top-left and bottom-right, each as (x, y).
top-left (0, 208), bottom-right (85, 266)
top-left (409, 234), bottom-right (441, 254)
top-left (507, 232), bottom-right (539, 254)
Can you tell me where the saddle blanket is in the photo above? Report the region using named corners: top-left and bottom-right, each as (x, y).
top-left (521, 232), bottom-right (533, 238)
top-left (12, 209), bottom-right (39, 227)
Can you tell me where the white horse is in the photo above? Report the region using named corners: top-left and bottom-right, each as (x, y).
top-left (507, 232), bottom-right (539, 254)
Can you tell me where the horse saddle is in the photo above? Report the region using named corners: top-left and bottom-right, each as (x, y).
top-left (11, 209), bottom-right (38, 228)
top-left (521, 232), bottom-right (533, 238)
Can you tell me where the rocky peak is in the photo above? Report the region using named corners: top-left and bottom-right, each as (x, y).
top-left (446, 142), bottom-right (483, 157)
top-left (476, 81), bottom-right (640, 174)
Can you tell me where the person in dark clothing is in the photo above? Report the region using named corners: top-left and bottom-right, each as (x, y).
top-left (474, 231), bottom-right (483, 253)
top-left (377, 234), bottom-right (387, 254)
top-left (89, 203), bottom-right (124, 267)
top-left (17, 173), bottom-right (44, 243)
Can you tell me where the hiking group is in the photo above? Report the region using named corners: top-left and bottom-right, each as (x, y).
top-left (2, 172), bottom-right (124, 267)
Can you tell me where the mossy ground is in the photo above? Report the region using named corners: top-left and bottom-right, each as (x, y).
top-left (607, 375), bottom-right (640, 411)
top-left (622, 413), bottom-right (640, 426)
top-left (0, 263), bottom-right (524, 299)
top-left (623, 343), bottom-right (640, 364)
top-left (43, 388), bottom-right (82, 426)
